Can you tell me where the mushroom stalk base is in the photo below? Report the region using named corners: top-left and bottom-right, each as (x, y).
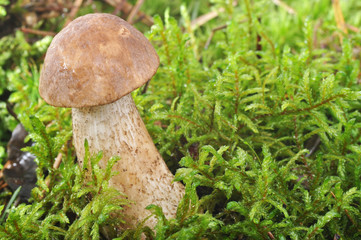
top-left (72, 93), bottom-right (184, 228)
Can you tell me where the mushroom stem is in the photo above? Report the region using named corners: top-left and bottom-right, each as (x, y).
top-left (72, 93), bottom-right (184, 228)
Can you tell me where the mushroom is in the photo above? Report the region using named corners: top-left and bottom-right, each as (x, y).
top-left (38, 13), bottom-right (184, 228)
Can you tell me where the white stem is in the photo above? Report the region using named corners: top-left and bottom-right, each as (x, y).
top-left (72, 93), bottom-right (184, 228)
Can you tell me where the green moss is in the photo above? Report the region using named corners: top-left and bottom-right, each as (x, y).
top-left (1, 0), bottom-right (361, 239)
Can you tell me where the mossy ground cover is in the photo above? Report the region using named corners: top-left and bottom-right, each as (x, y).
top-left (1, 0), bottom-right (361, 239)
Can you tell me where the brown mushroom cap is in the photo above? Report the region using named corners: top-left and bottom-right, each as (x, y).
top-left (39, 13), bottom-right (159, 108)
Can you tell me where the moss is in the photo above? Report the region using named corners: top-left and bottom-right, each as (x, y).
top-left (1, 0), bottom-right (361, 239)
